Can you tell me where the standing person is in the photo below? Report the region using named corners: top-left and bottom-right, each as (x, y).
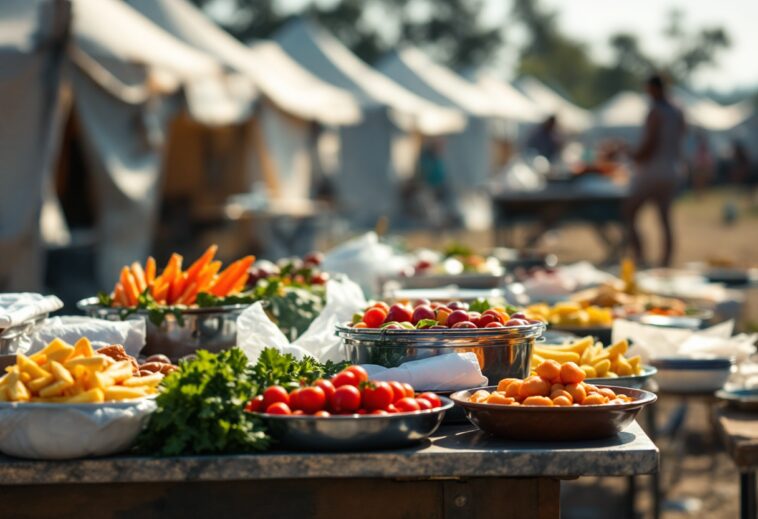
top-left (730, 140), bottom-right (755, 208)
top-left (624, 74), bottom-right (686, 267)
top-left (525, 115), bottom-right (562, 162)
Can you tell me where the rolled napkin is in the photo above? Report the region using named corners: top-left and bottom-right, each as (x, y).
top-left (0, 293), bottom-right (63, 330)
top-left (362, 352), bottom-right (488, 392)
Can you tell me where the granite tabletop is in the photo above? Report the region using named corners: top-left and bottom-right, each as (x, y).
top-left (715, 406), bottom-right (758, 469)
top-left (0, 421), bottom-right (657, 485)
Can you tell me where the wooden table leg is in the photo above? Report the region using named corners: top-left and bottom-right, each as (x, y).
top-left (741, 471), bottom-right (757, 519)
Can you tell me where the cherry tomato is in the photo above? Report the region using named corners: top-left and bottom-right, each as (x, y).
top-left (415, 397), bottom-right (433, 411)
top-left (244, 395), bottom-right (264, 413)
top-left (372, 301), bottom-right (390, 312)
top-left (385, 404), bottom-right (398, 413)
top-left (313, 410), bottom-right (331, 417)
top-left (292, 409), bottom-right (305, 415)
top-left (344, 366), bottom-right (369, 384)
top-left (402, 383), bottom-right (415, 398)
top-left (289, 388), bottom-right (302, 410)
top-left (331, 370), bottom-right (359, 388)
top-left (363, 307), bottom-right (388, 328)
top-left (331, 385), bottom-right (361, 413)
top-left (370, 409), bottom-right (389, 415)
top-left (266, 402), bottom-right (292, 415)
top-left (298, 386), bottom-right (326, 414)
top-left (388, 381), bottom-right (407, 403)
top-left (361, 381), bottom-right (394, 411)
top-left (418, 392), bottom-right (442, 408)
top-left (395, 397), bottom-right (421, 413)
top-left (356, 409), bottom-right (367, 415)
top-left (314, 379), bottom-right (336, 403)
top-left (263, 386), bottom-right (290, 409)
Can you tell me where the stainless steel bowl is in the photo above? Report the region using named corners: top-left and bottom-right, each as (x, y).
top-left (337, 322), bottom-right (546, 386)
top-left (77, 297), bottom-right (247, 361)
top-left (257, 397), bottom-right (453, 451)
top-left (586, 365), bottom-right (658, 389)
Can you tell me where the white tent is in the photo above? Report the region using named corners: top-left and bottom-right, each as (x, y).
top-left (474, 73), bottom-right (545, 124)
top-left (516, 77), bottom-right (592, 133)
top-left (376, 47), bottom-right (497, 193)
top-left (275, 19), bottom-right (465, 224)
top-left (0, 0), bottom-right (69, 290)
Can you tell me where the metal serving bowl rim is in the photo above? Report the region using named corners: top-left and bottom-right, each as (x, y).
top-left (585, 365), bottom-right (658, 383)
top-left (335, 321), bottom-right (546, 339)
top-left (450, 385), bottom-right (657, 412)
top-left (77, 296), bottom-right (251, 316)
top-left (0, 395), bottom-right (156, 410)
top-left (254, 396), bottom-right (453, 420)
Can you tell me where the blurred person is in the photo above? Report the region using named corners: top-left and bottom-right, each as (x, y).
top-left (690, 132), bottom-right (714, 198)
top-left (729, 140), bottom-right (755, 211)
top-left (624, 74), bottom-right (686, 267)
top-left (525, 115), bottom-right (562, 162)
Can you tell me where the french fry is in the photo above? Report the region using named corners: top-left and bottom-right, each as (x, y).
top-left (72, 337), bottom-right (95, 358)
top-left (64, 388), bottom-right (105, 404)
top-left (65, 356), bottom-right (108, 370)
top-left (580, 364), bottom-right (597, 378)
top-left (39, 379), bottom-right (74, 398)
top-left (50, 361), bottom-right (74, 385)
top-left (28, 374), bottom-right (55, 392)
top-left (46, 344), bottom-right (75, 364)
top-left (605, 339), bottom-right (629, 358)
top-left (592, 359), bottom-right (612, 377)
top-left (104, 386), bottom-right (148, 401)
top-left (533, 347), bottom-right (581, 364)
top-left (123, 374), bottom-right (162, 387)
top-left (17, 354), bottom-right (49, 380)
top-left (8, 381), bottom-right (30, 402)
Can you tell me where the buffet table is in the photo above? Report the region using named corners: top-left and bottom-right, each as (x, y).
top-left (0, 422), bottom-right (657, 519)
top-left (715, 407), bottom-right (758, 519)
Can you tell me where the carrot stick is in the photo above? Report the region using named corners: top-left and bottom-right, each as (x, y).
top-left (114, 283), bottom-right (128, 307)
top-left (185, 245), bottom-right (218, 285)
top-left (153, 279), bottom-right (169, 303)
top-left (168, 272), bottom-right (187, 305)
top-left (131, 262), bottom-right (147, 293)
top-left (161, 254), bottom-right (182, 286)
top-left (229, 272), bottom-right (249, 294)
top-left (120, 267), bottom-right (140, 306)
top-left (209, 256), bottom-right (254, 296)
top-left (178, 281), bottom-right (198, 305)
top-left (145, 257), bottom-right (156, 286)
top-left (197, 261), bottom-right (222, 292)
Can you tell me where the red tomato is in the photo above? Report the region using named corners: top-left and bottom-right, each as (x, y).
top-left (402, 383), bottom-right (415, 398)
top-left (415, 397), bottom-right (433, 411)
top-left (313, 410), bottom-right (331, 417)
top-left (385, 404), bottom-right (398, 413)
top-left (288, 388), bottom-right (302, 410)
top-left (331, 385), bottom-right (361, 413)
top-left (482, 309), bottom-right (506, 324)
top-left (266, 402), bottom-right (292, 415)
top-left (292, 410), bottom-right (305, 415)
top-left (370, 409), bottom-right (389, 415)
top-left (262, 386), bottom-right (290, 409)
top-left (344, 365), bottom-right (369, 384)
top-left (298, 386), bottom-right (326, 414)
top-left (331, 370), bottom-right (359, 388)
top-left (372, 301), bottom-right (390, 312)
top-left (362, 307), bottom-right (388, 328)
top-left (314, 379), bottom-right (336, 403)
top-left (356, 409), bottom-right (367, 415)
top-left (361, 381), bottom-right (394, 410)
top-left (395, 397), bottom-right (421, 413)
top-left (388, 381), bottom-right (407, 402)
top-left (418, 392), bottom-right (442, 408)
top-left (477, 314), bottom-right (499, 328)
top-left (244, 395), bottom-right (264, 413)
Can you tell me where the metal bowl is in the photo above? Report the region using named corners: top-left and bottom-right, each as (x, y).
top-left (586, 365), bottom-right (658, 389)
top-left (337, 322), bottom-right (546, 387)
top-left (77, 297), bottom-right (247, 362)
top-left (451, 385), bottom-right (657, 441)
top-left (549, 325), bottom-right (612, 345)
top-left (716, 388), bottom-right (758, 412)
top-left (256, 397), bottom-right (453, 451)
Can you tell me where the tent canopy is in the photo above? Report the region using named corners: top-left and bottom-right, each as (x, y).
top-left (377, 48), bottom-right (497, 117)
top-left (274, 19), bottom-right (464, 135)
top-left (125, 0), bottom-right (360, 126)
top-left (593, 91), bottom-right (648, 128)
top-left (516, 77), bottom-right (592, 132)
top-left (474, 73), bottom-right (544, 123)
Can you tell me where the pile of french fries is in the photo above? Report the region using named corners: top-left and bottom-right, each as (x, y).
top-left (526, 302), bottom-right (613, 327)
top-left (0, 338), bottom-right (162, 403)
top-left (110, 244), bottom-right (255, 307)
top-left (532, 337), bottom-right (642, 379)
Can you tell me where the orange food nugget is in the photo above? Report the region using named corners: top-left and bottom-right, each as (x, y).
top-left (535, 359), bottom-right (562, 382)
top-left (497, 378), bottom-right (519, 392)
top-left (582, 393), bottom-right (608, 405)
top-left (552, 395), bottom-right (572, 406)
top-left (522, 395), bottom-right (554, 406)
top-left (550, 383), bottom-right (565, 393)
top-left (550, 389), bottom-right (573, 402)
top-left (565, 383), bottom-right (587, 404)
top-left (505, 380), bottom-right (523, 399)
top-left (519, 375), bottom-right (551, 399)
top-left (470, 390), bottom-right (491, 403)
top-left (559, 362), bottom-right (586, 385)
top-left (598, 387), bottom-right (618, 400)
top-left (486, 392), bottom-right (515, 405)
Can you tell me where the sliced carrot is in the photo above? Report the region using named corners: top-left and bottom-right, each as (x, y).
top-left (114, 283), bottom-right (128, 307)
top-left (145, 257), bottom-right (156, 285)
top-left (161, 254), bottom-right (182, 285)
top-left (168, 272), bottom-right (187, 305)
top-left (197, 261), bottom-right (222, 292)
top-left (131, 262), bottom-right (147, 293)
top-left (178, 281), bottom-right (198, 305)
top-left (120, 267), bottom-right (140, 306)
top-left (209, 256), bottom-right (254, 297)
top-left (185, 245), bottom-right (218, 285)
top-left (229, 272), bottom-right (249, 294)
top-left (153, 279), bottom-right (169, 304)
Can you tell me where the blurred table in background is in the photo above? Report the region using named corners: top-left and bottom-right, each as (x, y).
top-left (715, 406), bottom-right (758, 519)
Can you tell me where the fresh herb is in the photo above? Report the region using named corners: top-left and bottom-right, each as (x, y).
top-left (415, 319), bottom-right (438, 329)
top-left (249, 347), bottom-right (348, 392)
top-left (469, 298), bottom-right (491, 313)
top-left (195, 291), bottom-right (258, 308)
top-left (97, 291), bottom-right (113, 306)
top-left (136, 348), bottom-right (269, 456)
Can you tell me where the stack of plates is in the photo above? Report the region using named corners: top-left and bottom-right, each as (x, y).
top-left (650, 356), bottom-right (734, 393)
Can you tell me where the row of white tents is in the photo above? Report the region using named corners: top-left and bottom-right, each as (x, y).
top-left (1, 0), bottom-right (755, 290)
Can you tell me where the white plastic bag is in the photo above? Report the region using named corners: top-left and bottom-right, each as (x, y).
top-left (21, 316), bottom-right (146, 357)
top-left (363, 352), bottom-right (488, 391)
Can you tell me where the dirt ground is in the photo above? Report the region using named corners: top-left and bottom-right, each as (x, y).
top-left (396, 188), bottom-right (757, 519)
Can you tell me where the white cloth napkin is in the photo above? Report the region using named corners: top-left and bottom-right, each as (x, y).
top-left (614, 318), bottom-right (757, 363)
top-left (363, 353), bottom-right (488, 392)
top-left (0, 293), bottom-right (63, 330)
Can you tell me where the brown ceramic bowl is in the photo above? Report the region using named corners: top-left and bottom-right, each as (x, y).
top-left (450, 385), bottom-right (657, 441)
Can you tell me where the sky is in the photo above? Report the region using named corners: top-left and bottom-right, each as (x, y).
top-left (256, 0), bottom-right (758, 94)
